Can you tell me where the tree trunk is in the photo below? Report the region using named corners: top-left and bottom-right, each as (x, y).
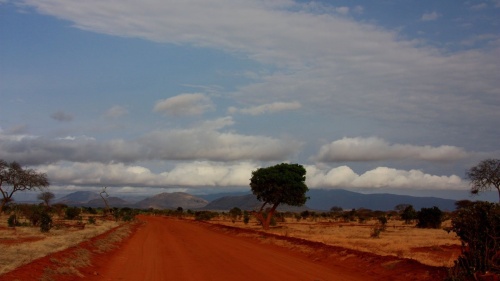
top-left (262, 204), bottom-right (279, 230)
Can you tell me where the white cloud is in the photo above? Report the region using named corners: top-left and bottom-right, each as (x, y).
top-left (312, 137), bottom-right (469, 162)
top-left (421, 11), bottom-right (440, 21)
top-left (17, 1), bottom-right (500, 132)
top-left (0, 117), bottom-right (300, 164)
top-left (228, 101), bottom-right (301, 115)
top-left (305, 165), bottom-right (464, 190)
top-left (154, 93), bottom-right (214, 116)
top-left (38, 161), bottom-right (258, 187)
top-left (335, 7), bottom-right (349, 15)
top-left (38, 160), bottom-right (464, 190)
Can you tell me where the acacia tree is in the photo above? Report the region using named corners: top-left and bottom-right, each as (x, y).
top-left (38, 191), bottom-right (55, 207)
top-left (250, 163), bottom-right (309, 230)
top-left (0, 159), bottom-right (50, 212)
top-left (466, 159), bottom-right (500, 202)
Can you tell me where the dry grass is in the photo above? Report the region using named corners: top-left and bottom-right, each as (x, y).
top-left (210, 217), bottom-right (461, 267)
top-left (0, 214), bottom-right (121, 275)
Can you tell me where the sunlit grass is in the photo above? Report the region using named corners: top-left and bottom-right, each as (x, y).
top-left (210, 216), bottom-right (461, 267)
top-left (0, 214), bottom-right (121, 275)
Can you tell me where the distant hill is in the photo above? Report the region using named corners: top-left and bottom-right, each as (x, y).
top-left (133, 192), bottom-right (208, 210)
top-left (53, 189), bottom-right (457, 211)
top-left (203, 193), bottom-right (309, 212)
top-left (307, 189), bottom-right (457, 211)
top-left (85, 197), bottom-right (130, 208)
top-left (56, 191), bottom-right (101, 206)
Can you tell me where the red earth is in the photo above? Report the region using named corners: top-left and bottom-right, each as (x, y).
top-left (1, 215), bottom-right (448, 281)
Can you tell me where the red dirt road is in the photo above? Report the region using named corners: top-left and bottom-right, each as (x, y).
top-left (90, 215), bottom-right (375, 281)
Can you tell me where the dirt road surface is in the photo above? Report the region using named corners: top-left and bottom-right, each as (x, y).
top-left (90, 215), bottom-right (376, 281)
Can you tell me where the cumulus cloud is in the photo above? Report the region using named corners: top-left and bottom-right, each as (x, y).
top-left (38, 161), bottom-right (258, 187)
top-left (37, 161), bottom-right (464, 190)
top-left (228, 101), bottom-right (301, 115)
top-left (421, 11), bottom-right (440, 21)
top-left (0, 117), bottom-right (300, 164)
top-left (50, 110), bottom-right (73, 122)
top-left (305, 165), bottom-right (464, 189)
top-left (154, 93), bottom-right (214, 116)
top-left (312, 137), bottom-right (469, 162)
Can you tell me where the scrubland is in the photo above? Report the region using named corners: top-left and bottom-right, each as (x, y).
top-left (0, 214), bottom-right (121, 275)
top-left (209, 216), bottom-right (461, 267)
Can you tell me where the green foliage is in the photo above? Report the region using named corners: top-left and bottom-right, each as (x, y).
top-left (229, 207), bottom-right (242, 222)
top-left (416, 206), bottom-right (443, 229)
top-left (243, 211), bottom-right (250, 224)
top-left (401, 205), bottom-right (417, 224)
top-left (65, 207), bottom-right (81, 220)
top-left (194, 211), bottom-right (218, 221)
top-left (447, 201), bottom-right (499, 280)
top-left (378, 215), bottom-right (388, 226)
top-left (39, 212), bottom-right (52, 232)
top-left (330, 206), bottom-right (343, 213)
top-left (7, 214), bottom-right (18, 227)
top-left (250, 163), bottom-right (308, 229)
top-left (250, 163), bottom-right (309, 207)
top-left (88, 217), bottom-right (96, 225)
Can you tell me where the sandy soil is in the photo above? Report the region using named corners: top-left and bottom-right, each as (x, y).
top-left (1, 215), bottom-right (447, 280)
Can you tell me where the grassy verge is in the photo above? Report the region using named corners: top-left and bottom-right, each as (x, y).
top-left (0, 214), bottom-right (121, 275)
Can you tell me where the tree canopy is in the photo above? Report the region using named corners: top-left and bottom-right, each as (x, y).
top-left (0, 159), bottom-right (50, 212)
top-left (250, 163), bottom-right (308, 229)
top-left (466, 159), bottom-right (500, 202)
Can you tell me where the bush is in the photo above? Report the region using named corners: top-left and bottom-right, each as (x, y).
top-left (447, 201), bottom-right (499, 280)
top-left (65, 207), bottom-right (81, 220)
top-left (88, 217), bottom-right (96, 224)
top-left (401, 205), bottom-right (417, 224)
top-left (7, 214), bottom-right (18, 227)
top-left (416, 206), bottom-right (443, 229)
top-left (243, 211), bottom-right (250, 224)
top-left (194, 211), bottom-right (217, 221)
top-left (40, 212), bottom-right (52, 232)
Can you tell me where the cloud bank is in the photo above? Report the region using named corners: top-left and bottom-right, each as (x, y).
top-left (313, 137), bottom-right (469, 162)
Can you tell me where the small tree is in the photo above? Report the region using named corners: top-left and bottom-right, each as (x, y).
top-left (229, 207), bottom-right (242, 222)
top-left (448, 201), bottom-right (499, 279)
top-left (250, 163), bottom-right (308, 230)
top-left (0, 160), bottom-right (50, 212)
top-left (416, 206), bottom-right (443, 229)
top-left (401, 205), bottom-right (417, 224)
top-left (38, 191), bottom-right (55, 207)
top-left (466, 159), bottom-right (500, 202)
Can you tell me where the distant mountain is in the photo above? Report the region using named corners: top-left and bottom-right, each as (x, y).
top-left (56, 191), bottom-right (101, 206)
top-left (307, 189), bottom-right (457, 211)
top-left (203, 193), bottom-right (309, 212)
top-left (133, 192), bottom-right (208, 210)
top-left (53, 189), bottom-right (457, 211)
top-left (85, 197), bottom-right (130, 208)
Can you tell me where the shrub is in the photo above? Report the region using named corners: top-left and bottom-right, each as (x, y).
top-left (416, 206), bottom-right (443, 229)
top-left (378, 215), bottom-right (388, 226)
top-left (65, 207), bottom-right (81, 220)
top-left (447, 201), bottom-right (499, 280)
top-left (40, 212), bottom-right (52, 232)
top-left (401, 205), bottom-right (417, 224)
top-left (243, 211), bottom-right (250, 224)
top-left (194, 211), bottom-right (217, 221)
top-left (7, 214), bottom-right (18, 227)
top-left (88, 217), bottom-right (96, 224)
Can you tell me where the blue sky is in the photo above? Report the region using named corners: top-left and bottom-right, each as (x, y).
top-left (1, 0), bottom-right (499, 200)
